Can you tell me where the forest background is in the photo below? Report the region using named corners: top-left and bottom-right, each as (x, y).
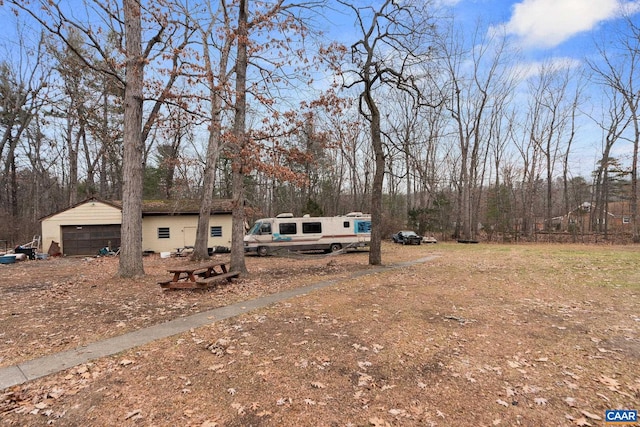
top-left (2, 0), bottom-right (640, 270)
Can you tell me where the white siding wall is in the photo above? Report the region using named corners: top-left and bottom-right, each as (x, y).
top-left (142, 215), bottom-right (233, 253)
top-left (41, 201), bottom-right (122, 254)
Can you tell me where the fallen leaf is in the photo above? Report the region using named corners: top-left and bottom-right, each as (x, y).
top-left (496, 399), bottom-right (509, 407)
top-left (580, 410), bottom-right (602, 421)
top-left (599, 375), bottom-right (620, 390)
top-left (311, 381), bottom-right (326, 389)
top-left (564, 397), bottom-right (577, 407)
top-left (563, 371), bottom-right (580, 380)
top-left (574, 417), bottom-right (592, 426)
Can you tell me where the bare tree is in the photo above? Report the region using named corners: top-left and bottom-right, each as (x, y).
top-left (339, 0), bottom-right (436, 265)
top-left (588, 89), bottom-right (630, 237)
top-left (588, 17), bottom-right (640, 241)
top-left (526, 61), bottom-right (581, 234)
top-left (0, 29), bottom-right (50, 222)
top-left (173, 0), bottom-right (235, 261)
top-left (437, 21), bottom-right (516, 241)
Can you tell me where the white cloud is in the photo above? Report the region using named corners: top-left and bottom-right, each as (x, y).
top-left (505, 0), bottom-right (640, 48)
top-left (511, 56), bottom-right (583, 80)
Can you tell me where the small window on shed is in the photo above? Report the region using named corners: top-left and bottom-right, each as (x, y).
top-left (210, 226), bottom-right (222, 237)
top-left (279, 223), bottom-right (297, 235)
top-left (302, 222), bottom-right (322, 234)
top-left (158, 227), bottom-right (170, 239)
top-left (343, 221), bottom-right (350, 228)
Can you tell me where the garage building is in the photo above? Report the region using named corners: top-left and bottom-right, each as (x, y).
top-left (40, 198), bottom-right (233, 256)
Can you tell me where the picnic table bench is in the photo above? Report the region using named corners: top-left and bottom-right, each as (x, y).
top-left (158, 261), bottom-right (239, 290)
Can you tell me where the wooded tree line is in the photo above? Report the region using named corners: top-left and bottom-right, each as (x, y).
top-left (1, 1), bottom-right (640, 274)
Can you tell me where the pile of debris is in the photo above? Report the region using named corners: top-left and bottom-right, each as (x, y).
top-left (0, 236), bottom-right (44, 264)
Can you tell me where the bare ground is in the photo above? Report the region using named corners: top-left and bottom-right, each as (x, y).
top-left (0, 242), bottom-right (639, 427)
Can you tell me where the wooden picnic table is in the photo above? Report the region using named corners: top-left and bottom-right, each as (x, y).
top-left (158, 261), bottom-right (239, 290)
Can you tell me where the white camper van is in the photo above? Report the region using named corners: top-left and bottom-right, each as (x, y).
top-left (244, 212), bottom-right (371, 256)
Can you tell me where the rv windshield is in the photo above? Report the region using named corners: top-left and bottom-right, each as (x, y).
top-left (248, 221), bottom-right (271, 235)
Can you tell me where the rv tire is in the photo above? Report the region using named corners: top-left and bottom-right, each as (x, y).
top-left (257, 246), bottom-right (269, 257)
top-left (330, 243), bottom-right (342, 253)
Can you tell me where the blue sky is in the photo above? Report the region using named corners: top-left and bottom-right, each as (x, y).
top-left (2, 0), bottom-right (638, 64)
top-left (3, 0), bottom-right (640, 177)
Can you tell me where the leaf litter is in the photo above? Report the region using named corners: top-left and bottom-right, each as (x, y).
top-left (0, 243), bottom-right (639, 426)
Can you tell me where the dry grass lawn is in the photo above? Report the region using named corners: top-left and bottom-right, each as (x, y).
top-left (1, 242), bottom-right (639, 426)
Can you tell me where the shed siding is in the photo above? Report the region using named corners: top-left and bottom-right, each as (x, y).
top-left (142, 215), bottom-right (233, 253)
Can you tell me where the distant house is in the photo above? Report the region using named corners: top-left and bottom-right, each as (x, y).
top-left (554, 201), bottom-right (634, 233)
top-left (40, 197), bottom-right (233, 256)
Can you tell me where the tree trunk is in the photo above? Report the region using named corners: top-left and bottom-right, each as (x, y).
top-left (118, 0), bottom-right (145, 278)
top-left (229, 0), bottom-right (249, 274)
top-left (192, 13), bottom-right (232, 261)
top-left (367, 89), bottom-right (383, 266)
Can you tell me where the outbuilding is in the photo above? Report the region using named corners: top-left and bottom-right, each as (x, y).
top-left (40, 197), bottom-right (233, 256)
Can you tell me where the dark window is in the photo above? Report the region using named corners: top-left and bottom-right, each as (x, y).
top-left (302, 222), bottom-right (322, 234)
top-left (210, 226), bottom-right (222, 237)
top-left (260, 223), bottom-right (272, 234)
top-left (355, 221), bottom-right (371, 233)
top-left (279, 223), bottom-right (297, 235)
top-left (343, 221), bottom-right (350, 228)
top-left (158, 227), bottom-right (170, 239)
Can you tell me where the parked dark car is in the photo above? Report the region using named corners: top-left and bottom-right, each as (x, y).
top-left (392, 230), bottom-right (422, 245)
